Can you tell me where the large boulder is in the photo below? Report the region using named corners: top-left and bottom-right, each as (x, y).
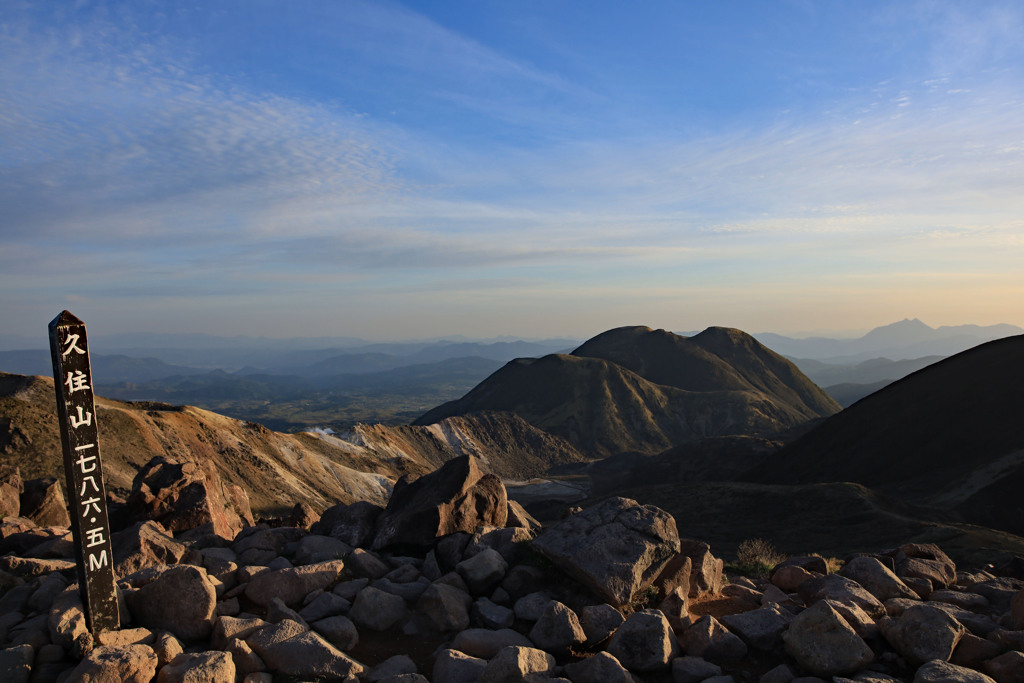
top-left (782, 599), bottom-right (874, 677)
top-left (888, 543), bottom-right (957, 590)
top-left (313, 501), bottom-right (383, 548)
top-left (124, 565), bottom-right (217, 642)
top-left (530, 497), bottom-right (680, 606)
top-left (372, 456), bottom-right (507, 552)
top-left (881, 603), bottom-right (966, 666)
top-left (840, 556), bottom-right (919, 602)
top-left (20, 477), bottom-right (70, 528)
top-left (606, 608), bottom-right (680, 672)
top-left (127, 456), bottom-right (254, 541)
top-left (111, 521), bottom-right (198, 578)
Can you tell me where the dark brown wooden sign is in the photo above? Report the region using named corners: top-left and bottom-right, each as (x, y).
top-left (48, 310), bottom-right (119, 635)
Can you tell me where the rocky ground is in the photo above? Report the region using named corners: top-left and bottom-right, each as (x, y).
top-left (1, 455), bottom-right (1023, 682)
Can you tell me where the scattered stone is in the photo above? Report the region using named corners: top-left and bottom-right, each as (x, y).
top-left (984, 650), bottom-right (1024, 683)
top-left (125, 565), bottom-right (217, 641)
top-left (478, 645), bottom-right (555, 682)
top-left (678, 538), bottom-right (724, 598)
top-left (672, 655), bottom-right (723, 683)
top-left (294, 534), bottom-right (351, 565)
top-left (312, 615), bottom-right (359, 651)
top-left (606, 608), bottom-right (680, 672)
top-left (20, 477), bottom-right (71, 528)
top-left (433, 648), bottom-right (487, 683)
top-left (287, 502), bottom-right (320, 530)
top-left (579, 603), bottom-right (624, 645)
top-left (314, 500), bottom-right (384, 548)
top-left (348, 548), bottom-right (391, 579)
top-left (528, 600), bottom-right (585, 655)
top-left (681, 616), bottom-right (748, 664)
top-left (157, 650), bottom-right (235, 683)
top-left (372, 456), bottom-right (508, 552)
top-left (783, 599), bottom-right (874, 677)
top-left (451, 628), bottom-right (533, 659)
top-left (111, 520), bottom-right (197, 578)
top-left (244, 559), bottom-right (345, 607)
top-left (255, 629), bottom-right (364, 679)
top-left (349, 586), bottom-right (407, 631)
top-left (772, 564), bottom-right (817, 593)
top-left (890, 543), bottom-right (957, 590)
top-left (456, 548), bottom-right (508, 595)
top-left (66, 644), bottom-right (159, 682)
top-left (367, 654), bottom-right (418, 682)
top-left (0, 643), bottom-right (33, 683)
top-left (880, 603), bottom-right (966, 666)
top-left (416, 583), bottom-right (472, 632)
top-left (473, 597), bottom-right (514, 629)
top-left (799, 573), bottom-right (886, 618)
top-left (721, 605), bottom-right (793, 651)
top-left (913, 659), bottom-right (996, 682)
top-left (840, 556), bottom-right (919, 602)
top-left (531, 497), bottom-right (680, 606)
top-left (514, 592), bottom-right (554, 622)
top-left (299, 591), bottom-right (350, 622)
top-left (152, 631), bottom-right (185, 667)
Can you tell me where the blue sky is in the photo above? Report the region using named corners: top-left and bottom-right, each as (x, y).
top-left (2, 0), bottom-right (1023, 342)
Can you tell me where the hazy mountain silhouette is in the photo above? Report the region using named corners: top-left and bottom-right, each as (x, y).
top-left (416, 326), bottom-right (840, 458)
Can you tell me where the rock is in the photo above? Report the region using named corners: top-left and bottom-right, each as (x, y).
top-left (20, 478), bottom-right (70, 528)
top-left (417, 583), bottom-right (472, 632)
top-left (266, 596), bottom-right (308, 627)
top-left (313, 501), bottom-right (383, 548)
top-left (48, 588), bottom-right (91, 657)
top-left (299, 591), bottom-right (350, 622)
top-left (654, 553), bottom-right (692, 599)
top-left (244, 559), bottom-right (345, 607)
top-left (479, 645), bottom-right (555, 682)
top-left (580, 603), bottom-right (624, 645)
top-left (1012, 590), bottom-right (1024, 629)
top-left (506, 500), bottom-right (542, 531)
top-left (772, 564), bottom-right (817, 593)
top-left (367, 654), bottom-right (418, 681)
top-left (951, 633), bottom-right (1003, 669)
top-left (0, 643), bottom-right (33, 683)
top-left (759, 663), bottom-right (796, 683)
top-left (287, 502), bottom-right (320, 530)
top-left (672, 656), bottom-right (723, 683)
top-left (528, 600), bottom-right (585, 655)
top-left (531, 497), bottom-right (680, 606)
top-left (890, 543), bottom-right (956, 590)
top-left (563, 650), bottom-right (634, 682)
top-left (111, 520), bottom-right (197, 578)
top-left (798, 573), bottom-right (886, 618)
top-left (514, 592), bottom-right (555, 622)
top-left (840, 556), bottom-right (919, 602)
top-left (433, 648), bottom-right (487, 683)
top-left (456, 548), bottom-right (508, 595)
top-left (347, 548), bottom-right (391, 579)
top-left (127, 456), bottom-right (253, 541)
top-left (372, 456), bottom-right (508, 552)
top-left (782, 599), bottom-right (874, 677)
top-left (678, 538), bottom-right (724, 598)
top-left (451, 628), bottom-right (533, 659)
top-left (606, 608), bottom-right (680, 672)
top-left (294, 534), bottom-right (352, 565)
top-left (880, 604), bottom-right (966, 666)
top-left (473, 597), bottom-right (514, 630)
top-left (125, 565), bottom-right (217, 641)
top-left (67, 644), bottom-right (159, 682)
top-left (681, 615), bottom-right (747, 664)
top-left (211, 616), bottom-right (267, 650)
top-left (97, 627), bottom-right (155, 648)
top-left (984, 650), bottom-right (1024, 683)
top-left (0, 467), bottom-right (20, 518)
top-left (913, 659), bottom-right (996, 682)
top-left (152, 631), bottom-right (184, 667)
top-left (224, 638), bottom-right (264, 680)
top-left (254, 629), bottom-right (364, 679)
top-left (659, 585), bottom-right (693, 631)
top-left (312, 615), bottom-right (359, 651)
top-left (721, 605), bottom-right (793, 651)
top-left (349, 586), bottom-right (407, 631)
top-left (0, 555), bottom-right (75, 579)
top-left (157, 651), bottom-right (235, 683)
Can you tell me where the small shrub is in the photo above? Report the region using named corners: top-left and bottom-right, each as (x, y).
top-left (732, 538), bottom-right (786, 578)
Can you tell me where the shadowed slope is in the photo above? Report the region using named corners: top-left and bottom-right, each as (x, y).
top-left (752, 335), bottom-right (1024, 535)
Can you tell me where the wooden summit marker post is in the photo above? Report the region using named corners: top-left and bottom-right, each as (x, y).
top-left (48, 310), bottom-right (119, 635)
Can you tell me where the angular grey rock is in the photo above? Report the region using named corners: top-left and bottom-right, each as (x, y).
top-left (294, 534), bottom-right (352, 565)
top-left (679, 538), bottom-right (724, 599)
top-left (299, 592), bottom-right (351, 622)
top-left (256, 630), bottom-right (364, 679)
top-left (224, 637), bottom-right (264, 680)
top-left (313, 500), bottom-right (384, 548)
top-left (20, 477), bottom-right (71, 528)
top-left (244, 559), bottom-right (345, 607)
top-left (782, 599), bottom-right (874, 677)
top-left (514, 592), bottom-right (555, 622)
top-left (580, 603), bottom-right (624, 645)
top-left (984, 650), bottom-right (1024, 683)
top-left (606, 608), bottom-right (680, 672)
top-left (681, 615), bottom-right (748, 664)
top-left (473, 597), bottom-right (514, 630)
top-left (913, 659), bottom-right (996, 682)
top-left (125, 565), bottom-right (217, 641)
top-left (349, 586), bottom-right (407, 631)
top-left (156, 651), bottom-right (235, 683)
top-left (266, 596), bottom-right (308, 627)
top-left (840, 556), bottom-right (919, 602)
top-left (563, 650), bottom-right (634, 682)
top-left (456, 548), bottom-right (508, 595)
top-left (798, 573), bottom-right (886, 618)
top-left (66, 644), bottom-right (159, 683)
top-left (530, 497), bottom-right (680, 606)
top-left (367, 654), bottom-right (418, 682)
top-left (880, 604), bottom-right (966, 666)
top-left (212, 616), bottom-right (267, 650)
top-left (528, 600), bottom-right (586, 655)
top-left (312, 615), bottom-right (359, 651)
top-left (479, 645), bottom-right (556, 683)
top-left (1008, 589), bottom-right (1023, 629)
top-left (417, 583), bottom-right (472, 632)
top-left (112, 520), bottom-right (197, 578)
top-left (433, 648), bottom-right (487, 683)
top-left (659, 585), bottom-right (693, 631)
top-left (672, 656), bottom-right (723, 683)
top-left (890, 544), bottom-right (957, 590)
top-left (48, 587), bottom-right (90, 656)
top-left (347, 548), bottom-right (391, 579)
top-left (372, 456), bottom-right (508, 552)
top-left (451, 628), bottom-right (533, 659)
top-left (0, 643), bottom-right (33, 683)
top-left (721, 605), bottom-right (793, 651)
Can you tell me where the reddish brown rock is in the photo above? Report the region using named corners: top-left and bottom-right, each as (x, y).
top-left (127, 456), bottom-right (254, 541)
top-left (111, 520), bottom-right (198, 578)
top-left (889, 543), bottom-right (957, 590)
top-left (313, 501), bottom-right (383, 548)
top-left (678, 539), bottom-right (724, 599)
top-left (0, 466), bottom-right (20, 518)
top-left (20, 477), bottom-right (70, 528)
top-left (372, 456), bottom-right (507, 552)
top-left (286, 502), bottom-right (320, 530)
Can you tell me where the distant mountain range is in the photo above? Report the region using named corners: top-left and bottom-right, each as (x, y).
top-left (416, 326), bottom-right (840, 457)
